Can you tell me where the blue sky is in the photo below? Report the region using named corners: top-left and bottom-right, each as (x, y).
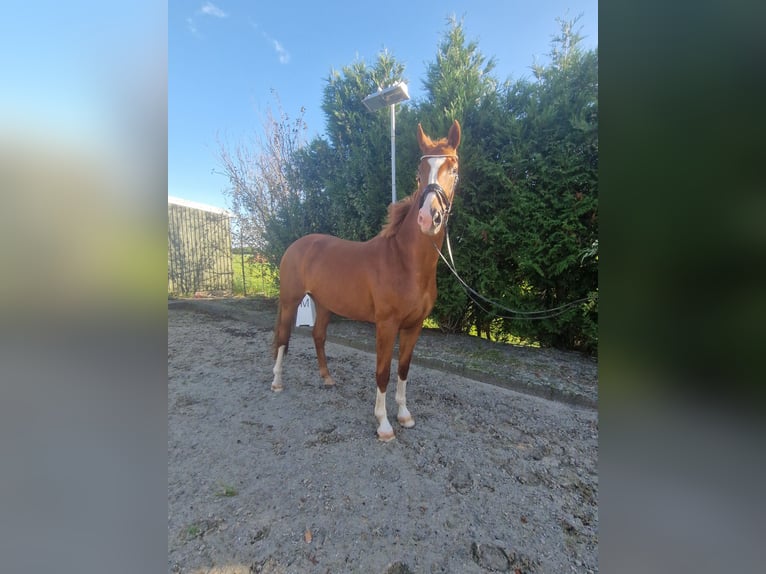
top-left (169, 0), bottom-right (598, 210)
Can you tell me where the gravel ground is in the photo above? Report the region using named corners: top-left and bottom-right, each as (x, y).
top-left (168, 298), bottom-right (598, 573)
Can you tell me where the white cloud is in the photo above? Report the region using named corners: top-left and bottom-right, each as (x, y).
top-left (187, 2), bottom-right (226, 37)
top-left (249, 19), bottom-right (290, 64)
top-left (272, 39), bottom-right (290, 64)
top-left (186, 17), bottom-right (199, 36)
top-left (199, 2), bottom-right (227, 18)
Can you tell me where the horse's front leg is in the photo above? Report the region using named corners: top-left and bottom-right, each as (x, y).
top-left (395, 324), bottom-right (423, 428)
top-left (374, 321), bottom-right (397, 442)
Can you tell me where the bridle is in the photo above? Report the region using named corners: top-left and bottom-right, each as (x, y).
top-left (417, 154), bottom-right (459, 228)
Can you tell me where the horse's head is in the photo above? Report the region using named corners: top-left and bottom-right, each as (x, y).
top-left (415, 120), bottom-right (461, 236)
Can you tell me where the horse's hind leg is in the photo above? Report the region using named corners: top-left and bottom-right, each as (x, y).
top-left (271, 296), bottom-right (300, 392)
top-left (272, 344), bottom-right (286, 392)
top-left (312, 301), bottom-right (335, 386)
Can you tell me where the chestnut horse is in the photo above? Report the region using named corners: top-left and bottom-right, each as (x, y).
top-left (271, 120), bottom-right (461, 441)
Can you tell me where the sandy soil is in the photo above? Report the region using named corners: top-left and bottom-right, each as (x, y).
top-left (168, 298), bottom-right (598, 573)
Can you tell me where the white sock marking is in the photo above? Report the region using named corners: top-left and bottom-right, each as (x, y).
top-left (271, 345), bottom-right (285, 391)
top-left (375, 388), bottom-right (393, 438)
top-left (396, 377), bottom-right (414, 427)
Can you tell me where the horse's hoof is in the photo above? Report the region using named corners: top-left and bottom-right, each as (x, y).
top-left (322, 376), bottom-right (336, 387)
top-left (271, 384), bottom-right (283, 393)
top-left (377, 430), bottom-right (396, 442)
top-left (398, 415), bottom-right (415, 428)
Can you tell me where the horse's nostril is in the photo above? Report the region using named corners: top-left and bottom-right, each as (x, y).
top-left (433, 213), bottom-right (442, 226)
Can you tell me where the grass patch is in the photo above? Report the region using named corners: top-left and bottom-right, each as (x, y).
top-left (216, 483), bottom-right (238, 497)
top-left (469, 347), bottom-right (504, 362)
top-left (422, 316), bottom-right (539, 348)
top-left (467, 324), bottom-right (540, 348)
top-left (232, 254), bottom-right (279, 297)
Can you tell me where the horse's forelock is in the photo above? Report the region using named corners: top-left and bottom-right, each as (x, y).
top-left (431, 140), bottom-right (457, 156)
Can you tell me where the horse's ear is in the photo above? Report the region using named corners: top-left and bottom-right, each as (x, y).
top-left (417, 123), bottom-right (429, 152)
top-left (447, 120), bottom-right (461, 150)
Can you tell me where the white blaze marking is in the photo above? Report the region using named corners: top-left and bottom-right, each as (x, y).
top-left (426, 157), bottom-right (446, 184)
top-left (271, 345), bottom-right (285, 391)
top-left (418, 157), bottom-right (450, 233)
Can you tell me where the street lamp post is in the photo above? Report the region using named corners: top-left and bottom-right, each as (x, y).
top-left (362, 82), bottom-right (410, 205)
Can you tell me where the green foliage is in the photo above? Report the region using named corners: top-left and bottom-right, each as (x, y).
top-left (421, 15), bottom-right (498, 131)
top-left (220, 15), bottom-right (598, 353)
top-left (215, 484), bottom-right (238, 497)
top-left (501, 16), bottom-right (598, 352)
top-left (420, 17), bottom-right (509, 337)
top-left (318, 52), bottom-right (413, 241)
top-left (231, 254), bottom-right (279, 297)
top-left (434, 15), bottom-right (597, 352)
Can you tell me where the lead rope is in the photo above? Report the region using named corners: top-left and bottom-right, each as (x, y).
top-left (433, 228), bottom-right (591, 321)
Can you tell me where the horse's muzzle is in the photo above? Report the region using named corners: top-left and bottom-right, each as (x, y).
top-left (417, 184), bottom-right (450, 235)
top-left (417, 207), bottom-right (434, 234)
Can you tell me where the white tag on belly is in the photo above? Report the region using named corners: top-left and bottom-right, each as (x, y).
top-left (296, 294), bottom-right (316, 327)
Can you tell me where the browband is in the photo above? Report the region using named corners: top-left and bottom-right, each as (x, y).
top-left (420, 154), bottom-right (458, 161)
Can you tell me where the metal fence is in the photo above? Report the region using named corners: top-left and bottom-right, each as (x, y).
top-left (168, 197), bottom-right (234, 296)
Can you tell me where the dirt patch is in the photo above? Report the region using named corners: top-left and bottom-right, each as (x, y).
top-left (168, 298), bottom-right (598, 573)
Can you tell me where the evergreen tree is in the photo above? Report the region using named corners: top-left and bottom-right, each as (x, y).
top-left (319, 51), bottom-right (412, 240)
top-left (263, 137), bottom-right (336, 266)
top-left (421, 15), bottom-right (498, 132)
top-left (504, 15), bottom-right (598, 350)
top-left (419, 16), bottom-right (504, 336)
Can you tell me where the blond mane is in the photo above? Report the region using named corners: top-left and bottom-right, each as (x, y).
top-left (378, 195), bottom-right (415, 238)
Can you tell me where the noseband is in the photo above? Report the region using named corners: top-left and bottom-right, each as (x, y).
top-left (419, 183), bottom-right (452, 217)
top-left (418, 154), bottom-right (459, 226)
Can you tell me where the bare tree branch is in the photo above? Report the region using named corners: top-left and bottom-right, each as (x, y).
top-left (217, 92), bottom-right (307, 253)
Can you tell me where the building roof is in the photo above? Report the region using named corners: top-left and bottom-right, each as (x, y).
top-left (168, 195), bottom-right (234, 217)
